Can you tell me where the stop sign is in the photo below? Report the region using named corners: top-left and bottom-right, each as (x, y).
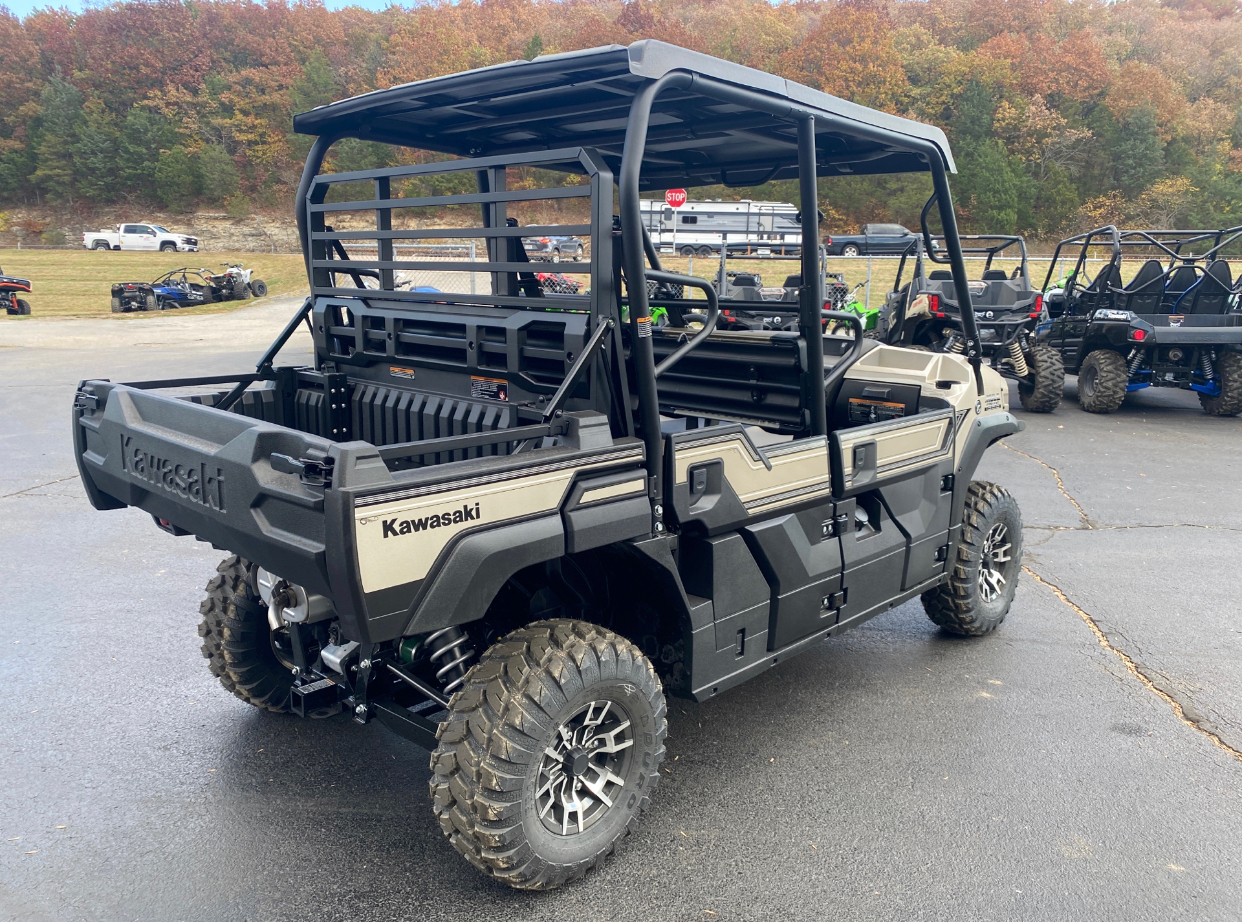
top-left (665, 189), bottom-right (687, 208)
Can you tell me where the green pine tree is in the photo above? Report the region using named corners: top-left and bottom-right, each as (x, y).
top-left (197, 143), bottom-right (240, 201)
top-left (1111, 106), bottom-right (1164, 196)
top-left (116, 107), bottom-right (172, 195)
top-left (28, 77), bottom-right (85, 204)
top-left (154, 146), bottom-right (198, 211)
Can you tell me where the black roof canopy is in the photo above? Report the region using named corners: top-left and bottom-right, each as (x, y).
top-left (292, 41), bottom-right (955, 189)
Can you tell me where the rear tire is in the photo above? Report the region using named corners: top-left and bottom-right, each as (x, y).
top-left (922, 481), bottom-right (1022, 636)
top-left (696, 246), bottom-right (711, 257)
top-left (1077, 349), bottom-right (1127, 413)
top-left (1200, 351), bottom-right (1242, 416)
top-left (144, 293), bottom-right (160, 312)
top-left (430, 619), bottom-right (666, 890)
top-left (680, 246), bottom-right (694, 257)
top-left (574, 245), bottom-right (583, 260)
top-left (92, 240), bottom-right (109, 251)
top-left (1018, 344), bottom-right (1064, 412)
top-left (233, 278), bottom-right (251, 300)
top-left (110, 297), bottom-right (123, 314)
top-left (197, 555), bottom-right (294, 713)
top-left (250, 279), bottom-right (268, 298)
top-left (842, 244), bottom-right (860, 257)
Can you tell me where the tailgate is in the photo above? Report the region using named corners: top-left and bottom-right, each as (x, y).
top-left (74, 381), bottom-right (337, 595)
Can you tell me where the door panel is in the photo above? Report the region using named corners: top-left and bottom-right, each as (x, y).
top-left (830, 407), bottom-right (954, 499)
top-left (666, 426), bottom-right (833, 536)
top-left (742, 503), bottom-right (844, 650)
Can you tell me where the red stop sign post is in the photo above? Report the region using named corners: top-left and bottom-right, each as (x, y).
top-left (665, 189), bottom-right (687, 208)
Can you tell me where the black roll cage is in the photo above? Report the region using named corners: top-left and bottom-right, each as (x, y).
top-left (892, 233), bottom-right (1031, 294)
top-left (1043, 225), bottom-right (1242, 304)
top-left (274, 44), bottom-right (982, 509)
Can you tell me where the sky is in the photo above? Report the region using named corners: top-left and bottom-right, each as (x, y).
top-left (4, 0), bottom-right (403, 18)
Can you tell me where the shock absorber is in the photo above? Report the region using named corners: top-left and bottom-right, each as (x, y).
top-left (425, 626), bottom-right (475, 695)
top-left (942, 330), bottom-right (964, 354)
top-left (1200, 349), bottom-right (1216, 380)
top-left (1127, 348), bottom-right (1144, 376)
top-left (1007, 341), bottom-right (1029, 377)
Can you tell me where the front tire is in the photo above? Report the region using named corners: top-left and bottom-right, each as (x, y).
top-left (574, 245), bottom-right (583, 261)
top-left (1199, 351), bottom-right (1242, 417)
top-left (197, 555), bottom-right (294, 712)
top-left (922, 482), bottom-right (1022, 636)
top-left (160, 242), bottom-right (177, 252)
top-left (1018, 344), bottom-right (1064, 412)
top-left (430, 619), bottom-right (667, 890)
top-left (1077, 349), bottom-right (1127, 413)
top-left (250, 279), bottom-right (268, 298)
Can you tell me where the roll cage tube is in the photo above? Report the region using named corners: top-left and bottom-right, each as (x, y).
top-left (1041, 226), bottom-right (1120, 296)
top-left (919, 187), bottom-right (984, 393)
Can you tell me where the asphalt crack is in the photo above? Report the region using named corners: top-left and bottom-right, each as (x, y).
top-left (1, 475), bottom-right (79, 499)
top-left (1001, 441), bottom-right (1092, 528)
top-left (1023, 565), bottom-right (1242, 764)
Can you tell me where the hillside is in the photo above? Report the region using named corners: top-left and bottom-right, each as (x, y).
top-left (2, 0), bottom-right (1241, 239)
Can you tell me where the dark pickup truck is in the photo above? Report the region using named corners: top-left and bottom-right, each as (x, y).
top-left (823, 223), bottom-right (921, 257)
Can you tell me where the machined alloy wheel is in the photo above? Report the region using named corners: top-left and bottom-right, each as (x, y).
top-left (551, 251), bottom-right (562, 263)
top-left (977, 521), bottom-right (1013, 603)
top-left (536, 699), bottom-right (635, 836)
top-left (574, 245), bottom-right (583, 260)
top-left (842, 244), bottom-right (860, 257)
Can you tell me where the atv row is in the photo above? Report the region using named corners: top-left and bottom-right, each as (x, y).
top-left (111, 264), bottom-right (269, 313)
top-left (1038, 225), bottom-right (1242, 415)
top-left (875, 233), bottom-right (1063, 412)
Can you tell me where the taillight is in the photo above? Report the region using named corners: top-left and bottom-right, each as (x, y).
top-left (823, 236), bottom-right (832, 245)
top-left (540, 237), bottom-right (550, 243)
top-left (928, 294), bottom-right (939, 312)
top-left (1033, 294), bottom-right (1043, 315)
top-left (722, 309), bottom-right (733, 317)
top-left (1130, 328), bottom-right (1147, 341)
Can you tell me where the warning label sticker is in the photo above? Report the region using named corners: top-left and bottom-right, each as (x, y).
top-left (389, 365), bottom-right (417, 380)
top-left (848, 397), bottom-right (906, 424)
top-left (470, 376), bottom-right (508, 401)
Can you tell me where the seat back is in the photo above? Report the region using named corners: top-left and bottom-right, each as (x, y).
top-left (928, 269), bottom-right (953, 281)
top-left (1182, 260), bottom-right (1233, 315)
top-left (980, 269), bottom-right (1008, 281)
top-left (1162, 265), bottom-right (1199, 312)
top-left (1116, 259), bottom-right (1165, 314)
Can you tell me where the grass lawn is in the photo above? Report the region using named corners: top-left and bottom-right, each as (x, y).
top-left (0, 250), bottom-right (307, 319)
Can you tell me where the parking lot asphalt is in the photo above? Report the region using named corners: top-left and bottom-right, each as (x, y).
top-left (2, 302), bottom-right (1240, 922)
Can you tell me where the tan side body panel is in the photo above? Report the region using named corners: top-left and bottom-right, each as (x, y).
top-left (354, 452), bottom-right (641, 593)
top-left (671, 433), bottom-right (833, 512)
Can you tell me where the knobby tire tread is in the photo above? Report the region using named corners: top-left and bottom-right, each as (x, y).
top-left (1200, 351), bottom-right (1242, 417)
top-left (429, 619), bottom-right (666, 890)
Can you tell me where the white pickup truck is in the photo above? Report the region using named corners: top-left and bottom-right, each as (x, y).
top-left (82, 223), bottom-right (199, 252)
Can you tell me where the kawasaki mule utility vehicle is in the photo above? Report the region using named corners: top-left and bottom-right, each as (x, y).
top-left (1038, 226), bottom-right (1242, 415)
top-left (877, 233), bottom-right (1063, 412)
top-left (73, 42), bottom-right (1025, 890)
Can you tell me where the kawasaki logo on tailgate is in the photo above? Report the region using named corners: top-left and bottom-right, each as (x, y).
top-left (120, 435), bottom-right (225, 511)
top-left (382, 503), bottom-right (480, 538)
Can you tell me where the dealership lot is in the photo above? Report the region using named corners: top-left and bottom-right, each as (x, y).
top-left (2, 300), bottom-right (1240, 922)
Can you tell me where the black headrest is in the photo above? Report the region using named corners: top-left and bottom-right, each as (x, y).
top-left (928, 270), bottom-right (953, 280)
top-left (1206, 259), bottom-right (1233, 288)
top-left (981, 269), bottom-right (1008, 281)
top-left (783, 275), bottom-right (802, 288)
top-left (1125, 259), bottom-right (1164, 291)
top-left (1166, 265), bottom-right (1198, 293)
top-left (1089, 265), bottom-right (1122, 291)
top-left (732, 274), bottom-right (760, 287)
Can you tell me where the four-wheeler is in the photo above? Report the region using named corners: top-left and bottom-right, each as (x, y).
top-left (1037, 225), bottom-right (1242, 415)
top-left (1, 269), bottom-right (32, 315)
top-left (822, 223), bottom-right (921, 257)
top-left (876, 233), bottom-right (1063, 412)
top-left (74, 42), bottom-right (1024, 891)
top-left (83, 222), bottom-right (199, 252)
top-left (205, 263), bottom-right (269, 300)
top-left (523, 231), bottom-right (585, 261)
top-left (111, 267), bottom-right (221, 313)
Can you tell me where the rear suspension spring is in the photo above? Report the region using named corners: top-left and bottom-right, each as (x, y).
top-left (425, 626), bottom-right (475, 695)
top-left (1007, 341), bottom-right (1029, 377)
top-left (1200, 350), bottom-right (1215, 380)
top-left (1127, 348), bottom-right (1144, 376)
top-left (942, 331), bottom-right (964, 353)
